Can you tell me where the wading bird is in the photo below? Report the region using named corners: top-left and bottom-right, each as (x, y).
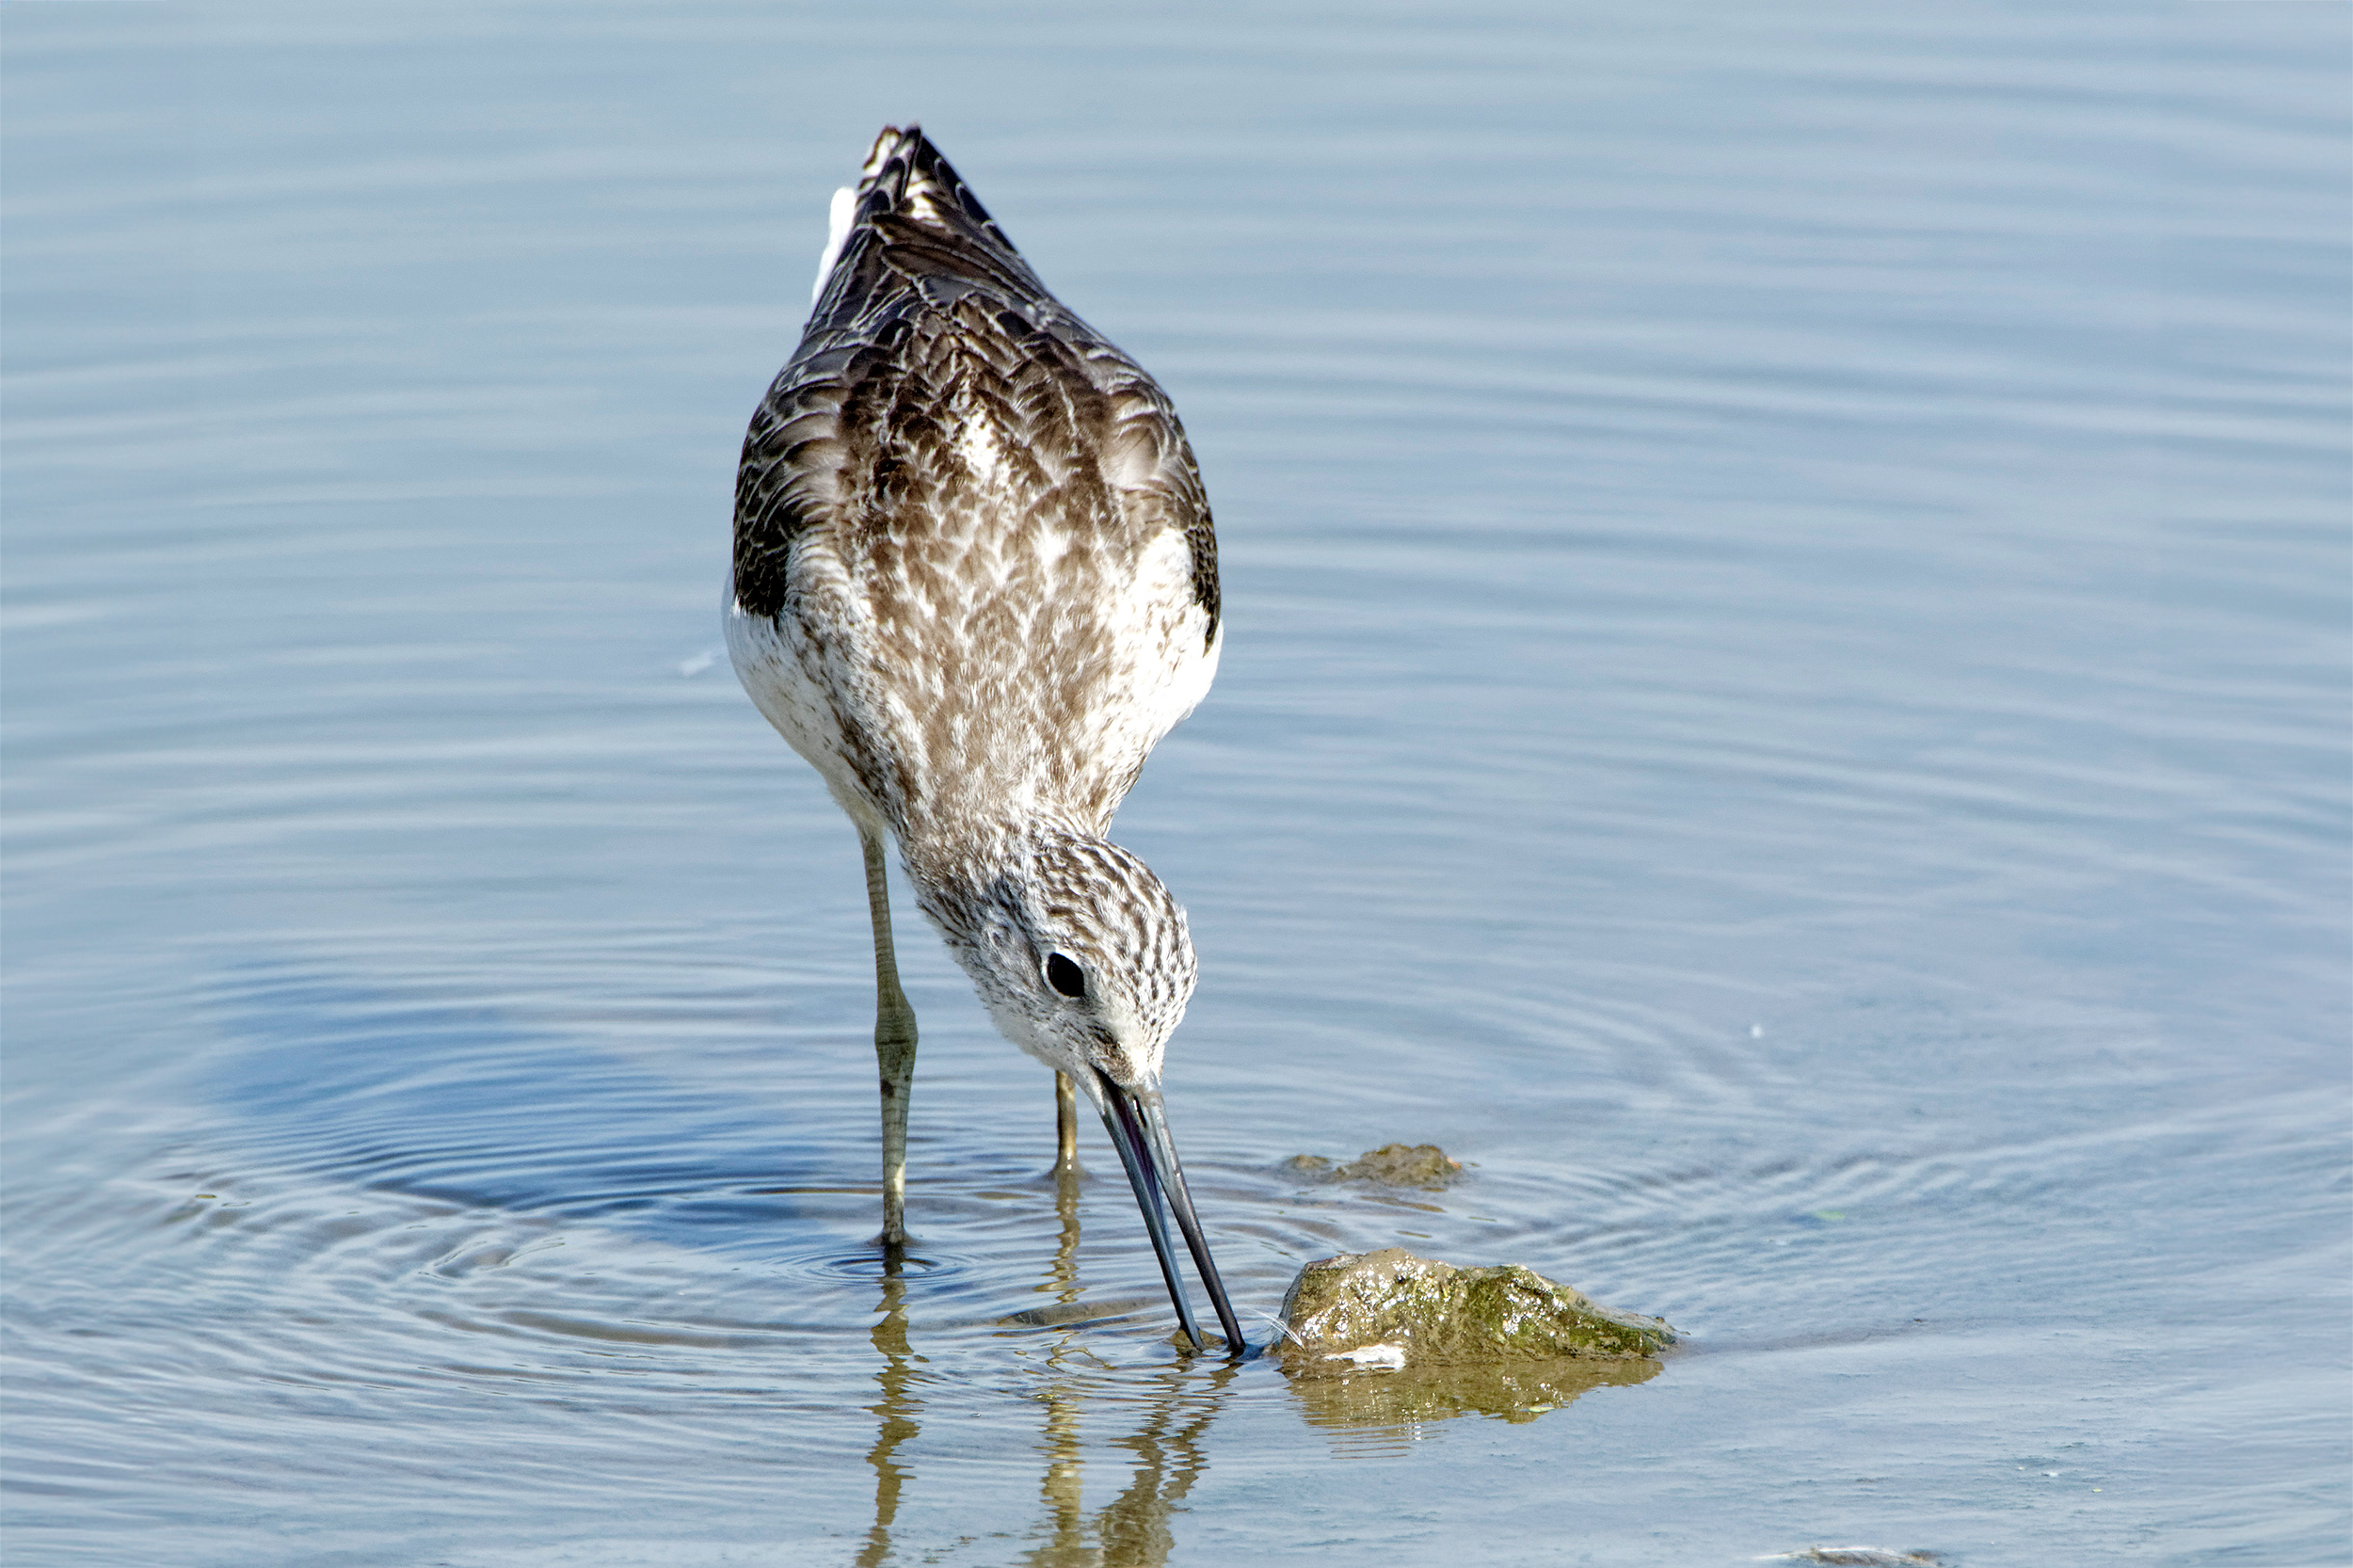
top-left (726, 126), bottom-right (1244, 1354)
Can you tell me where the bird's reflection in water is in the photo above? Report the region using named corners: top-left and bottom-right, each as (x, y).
top-left (853, 1163), bottom-right (1234, 1567)
top-left (1033, 1164), bottom-right (1090, 1554)
top-left (855, 1262), bottom-right (920, 1568)
top-left (855, 1170), bottom-right (1657, 1560)
top-left (1039, 1368), bottom-right (1223, 1568)
top-left (1021, 1161), bottom-right (1233, 1568)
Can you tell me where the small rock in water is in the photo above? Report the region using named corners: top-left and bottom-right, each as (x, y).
top-left (1280, 1247), bottom-right (1674, 1366)
top-left (1282, 1143), bottom-right (1464, 1190)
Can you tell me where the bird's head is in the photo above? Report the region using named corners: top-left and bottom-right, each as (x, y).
top-left (918, 826), bottom-right (1197, 1096)
top-left (910, 819), bottom-right (1244, 1356)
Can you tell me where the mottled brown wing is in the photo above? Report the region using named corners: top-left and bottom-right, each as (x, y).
top-left (731, 127), bottom-right (1217, 648)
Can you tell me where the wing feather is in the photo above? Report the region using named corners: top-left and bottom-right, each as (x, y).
top-left (730, 127), bottom-right (1220, 835)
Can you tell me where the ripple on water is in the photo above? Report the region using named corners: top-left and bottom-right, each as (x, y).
top-left (2, 960), bottom-right (1698, 1487)
top-left (767, 1243), bottom-right (969, 1284)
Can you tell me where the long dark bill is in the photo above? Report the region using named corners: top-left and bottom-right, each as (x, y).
top-left (1096, 1071), bottom-right (1249, 1357)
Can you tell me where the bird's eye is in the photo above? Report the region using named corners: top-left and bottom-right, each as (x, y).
top-left (1044, 952), bottom-right (1087, 1000)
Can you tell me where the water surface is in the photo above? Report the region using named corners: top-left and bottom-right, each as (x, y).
top-left (5, 3), bottom-right (2347, 1564)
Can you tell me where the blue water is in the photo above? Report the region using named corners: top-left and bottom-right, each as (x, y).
top-left (5, 4), bottom-right (2346, 1564)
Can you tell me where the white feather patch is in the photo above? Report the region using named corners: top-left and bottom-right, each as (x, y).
top-left (810, 185), bottom-right (856, 304)
top-left (959, 409), bottom-right (1008, 486)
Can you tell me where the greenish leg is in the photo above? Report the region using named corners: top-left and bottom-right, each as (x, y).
top-left (1054, 1071), bottom-right (1080, 1175)
top-left (860, 826), bottom-right (918, 1247)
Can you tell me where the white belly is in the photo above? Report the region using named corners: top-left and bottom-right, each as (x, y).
top-left (724, 584), bottom-right (893, 836)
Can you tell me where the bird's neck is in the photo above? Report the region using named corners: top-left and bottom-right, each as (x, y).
top-left (898, 812), bottom-right (1098, 904)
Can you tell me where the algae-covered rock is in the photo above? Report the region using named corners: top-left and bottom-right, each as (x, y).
top-left (1282, 1144), bottom-right (1464, 1190)
top-left (1280, 1248), bottom-right (1674, 1367)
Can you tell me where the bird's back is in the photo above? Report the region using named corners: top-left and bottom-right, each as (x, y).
top-left (729, 127), bottom-right (1221, 847)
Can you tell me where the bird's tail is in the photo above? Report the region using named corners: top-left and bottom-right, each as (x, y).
top-left (808, 124), bottom-right (1037, 312)
top-left (852, 124), bottom-right (1014, 248)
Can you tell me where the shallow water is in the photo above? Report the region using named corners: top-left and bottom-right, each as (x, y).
top-left (4, 3), bottom-right (2346, 1564)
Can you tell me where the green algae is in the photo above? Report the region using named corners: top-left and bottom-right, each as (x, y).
top-left (1278, 1247), bottom-right (1676, 1366)
top-left (1282, 1144), bottom-right (1465, 1191)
